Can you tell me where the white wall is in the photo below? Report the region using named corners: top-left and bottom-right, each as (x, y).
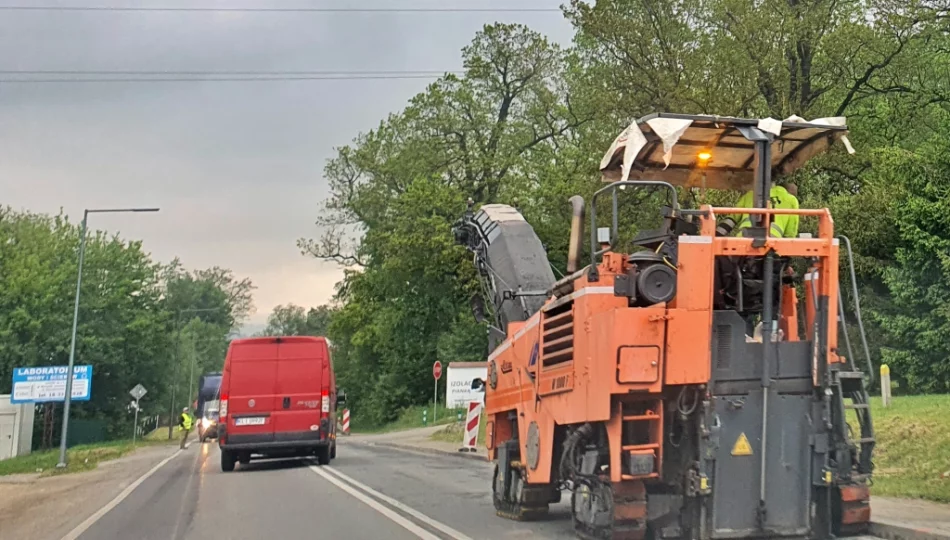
top-left (445, 365), bottom-right (487, 409)
top-left (0, 395), bottom-right (34, 460)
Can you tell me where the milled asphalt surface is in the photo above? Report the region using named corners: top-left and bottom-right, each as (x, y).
top-left (19, 436), bottom-right (890, 540)
top-left (73, 439), bottom-right (576, 540)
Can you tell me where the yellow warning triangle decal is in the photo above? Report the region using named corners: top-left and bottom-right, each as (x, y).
top-left (732, 433), bottom-right (753, 456)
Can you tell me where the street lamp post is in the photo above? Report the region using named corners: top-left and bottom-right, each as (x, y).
top-left (57, 207), bottom-right (159, 469)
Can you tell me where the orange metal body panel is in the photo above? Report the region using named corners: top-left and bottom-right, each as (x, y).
top-left (665, 237), bottom-right (714, 385)
top-left (664, 309), bottom-right (711, 385)
top-left (485, 203), bottom-right (843, 487)
top-left (618, 346), bottom-right (660, 383)
top-left (781, 283), bottom-right (800, 341)
top-left (841, 485), bottom-right (872, 524)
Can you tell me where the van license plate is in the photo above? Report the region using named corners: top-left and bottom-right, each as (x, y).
top-left (235, 417), bottom-right (266, 426)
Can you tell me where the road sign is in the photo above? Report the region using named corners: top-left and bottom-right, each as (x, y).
top-left (11, 365), bottom-right (92, 404)
top-left (128, 384), bottom-right (147, 444)
top-left (460, 401), bottom-right (483, 452)
top-left (129, 384), bottom-right (147, 400)
top-left (432, 361), bottom-right (443, 424)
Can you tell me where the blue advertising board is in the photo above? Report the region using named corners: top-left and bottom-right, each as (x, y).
top-left (11, 365), bottom-right (92, 404)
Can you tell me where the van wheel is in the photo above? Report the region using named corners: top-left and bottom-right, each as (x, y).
top-left (221, 450), bottom-right (236, 472)
top-left (316, 446), bottom-right (330, 465)
top-left (330, 442), bottom-right (336, 460)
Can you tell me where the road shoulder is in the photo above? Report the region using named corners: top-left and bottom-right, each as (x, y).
top-left (0, 444), bottom-right (179, 540)
top-left (344, 424), bottom-right (488, 461)
top-left (872, 497), bottom-right (950, 540)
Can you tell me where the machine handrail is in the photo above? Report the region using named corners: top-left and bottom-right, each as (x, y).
top-left (839, 235), bottom-right (875, 385)
top-left (589, 180), bottom-right (678, 282)
top-left (708, 207), bottom-right (831, 216)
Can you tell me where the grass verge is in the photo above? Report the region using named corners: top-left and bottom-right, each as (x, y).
top-left (864, 394), bottom-right (950, 502)
top-left (349, 404), bottom-right (466, 434)
top-left (144, 426), bottom-right (182, 442)
top-left (0, 437), bottom-right (171, 477)
top-left (430, 412), bottom-right (487, 446)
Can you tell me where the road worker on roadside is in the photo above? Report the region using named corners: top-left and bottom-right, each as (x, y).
top-left (179, 407), bottom-right (193, 449)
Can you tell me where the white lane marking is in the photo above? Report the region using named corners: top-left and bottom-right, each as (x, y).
top-left (323, 465), bottom-right (474, 540)
top-left (61, 449), bottom-right (182, 540)
top-left (308, 465), bottom-right (441, 540)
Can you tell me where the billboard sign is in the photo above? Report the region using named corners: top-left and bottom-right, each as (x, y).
top-left (446, 362), bottom-right (487, 409)
top-left (11, 365), bottom-right (92, 404)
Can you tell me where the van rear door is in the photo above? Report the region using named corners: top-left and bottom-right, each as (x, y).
top-left (226, 339), bottom-right (278, 443)
top-left (272, 338), bottom-right (325, 440)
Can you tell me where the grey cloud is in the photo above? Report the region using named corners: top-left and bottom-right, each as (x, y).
top-left (0, 1), bottom-right (572, 324)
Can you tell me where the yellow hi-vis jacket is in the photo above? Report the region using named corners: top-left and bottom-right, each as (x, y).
top-left (180, 413), bottom-right (193, 430)
top-left (723, 185), bottom-right (800, 238)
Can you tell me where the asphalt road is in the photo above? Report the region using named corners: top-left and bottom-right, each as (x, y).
top-left (72, 439), bottom-right (577, 540)
top-left (67, 440), bottom-right (888, 540)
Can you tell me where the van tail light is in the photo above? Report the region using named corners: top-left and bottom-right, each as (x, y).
top-left (220, 393), bottom-right (229, 419)
top-left (320, 389), bottom-right (330, 440)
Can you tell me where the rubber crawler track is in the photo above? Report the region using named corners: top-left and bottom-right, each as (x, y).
top-left (573, 481), bottom-right (648, 540)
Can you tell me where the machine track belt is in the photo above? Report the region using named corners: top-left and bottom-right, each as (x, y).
top-left (494, 484), bottom-right (550, 521)
top-left (574, 481), bottom-right (648, 540)
top-left (493, 463), bottom-right (550, 521)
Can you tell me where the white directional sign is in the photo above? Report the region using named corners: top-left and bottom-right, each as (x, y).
top-left (129, 384), bottom-right (147, 400)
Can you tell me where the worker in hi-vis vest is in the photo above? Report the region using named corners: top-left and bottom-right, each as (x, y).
top-left (179, 407), bottom-right (194, 449)
top-left (716, 182), bottom-right (799, 238)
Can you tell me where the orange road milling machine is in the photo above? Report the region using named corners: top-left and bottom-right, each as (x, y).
top-left (454, 114), bottom-right (875, 540)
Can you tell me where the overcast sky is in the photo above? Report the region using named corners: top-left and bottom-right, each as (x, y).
top-left (0, 1), bottom-right (573, 331)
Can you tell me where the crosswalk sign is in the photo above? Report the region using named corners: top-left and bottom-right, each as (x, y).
top-left (732, 432), bottom-right (753, 456)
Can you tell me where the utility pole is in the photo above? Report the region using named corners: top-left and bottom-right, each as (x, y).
top-left (57, 207), bottom-right (159, 469)
top-left (168, 314), bottom-right (182, 441)
top-left (167, 307), bottom-right (223, 440)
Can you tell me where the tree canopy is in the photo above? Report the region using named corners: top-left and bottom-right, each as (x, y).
top-left (0, 207), bottom-right (253, 444)
top-left (301, 5), bottom-right (950, 423)
top-left (260, 304), bottom-right (334, 338)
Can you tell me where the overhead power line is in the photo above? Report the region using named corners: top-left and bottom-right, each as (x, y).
top-left (0, 5), bottom-right (562, 13)
top-left (0, 70), bottom-right (460, 76)
top-left (0, 74), bottom-right (453, 83)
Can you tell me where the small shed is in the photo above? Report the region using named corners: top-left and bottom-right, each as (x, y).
top-left (0, 395), bottom-right (34, 460)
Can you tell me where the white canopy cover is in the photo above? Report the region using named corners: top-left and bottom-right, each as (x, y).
top-left (599, 113), bottom-right (854, 191)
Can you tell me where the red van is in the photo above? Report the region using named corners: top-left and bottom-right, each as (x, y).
top-left (217, 336), bottom-right (342, 471)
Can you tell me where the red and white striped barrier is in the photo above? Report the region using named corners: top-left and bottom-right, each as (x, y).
top-left (342, 409), bottom-right (350, 435)
top-left (460, 401), bottom-right (482, 452)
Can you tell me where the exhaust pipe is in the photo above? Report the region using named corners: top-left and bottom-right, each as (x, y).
top-left (567, 195), bottom-right (586, 273)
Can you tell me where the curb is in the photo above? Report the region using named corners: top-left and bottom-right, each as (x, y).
top-left (364, 441), bottom-right (489, 462)
top-left (871, 521), bottom-right (950, 540)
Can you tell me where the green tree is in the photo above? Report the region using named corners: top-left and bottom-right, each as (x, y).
top-left (564, 0), bottom-right (947, 130)
top-left (307, 6), bottom-right (950, 414)
top-left (853, 125), bottom-right (950, 392)
top-left (565, 0), bottom-right (950, 392)
top-left (160, 264), bottom-right (255, 418)
top-left (0, 209), bottom-right (174, 439)
top-left (300, 24), bottom-right (593, 423)
top-left (0, 207), bottom-right (255, 441)
top-left (260, 304), bottom-right (334, 337)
